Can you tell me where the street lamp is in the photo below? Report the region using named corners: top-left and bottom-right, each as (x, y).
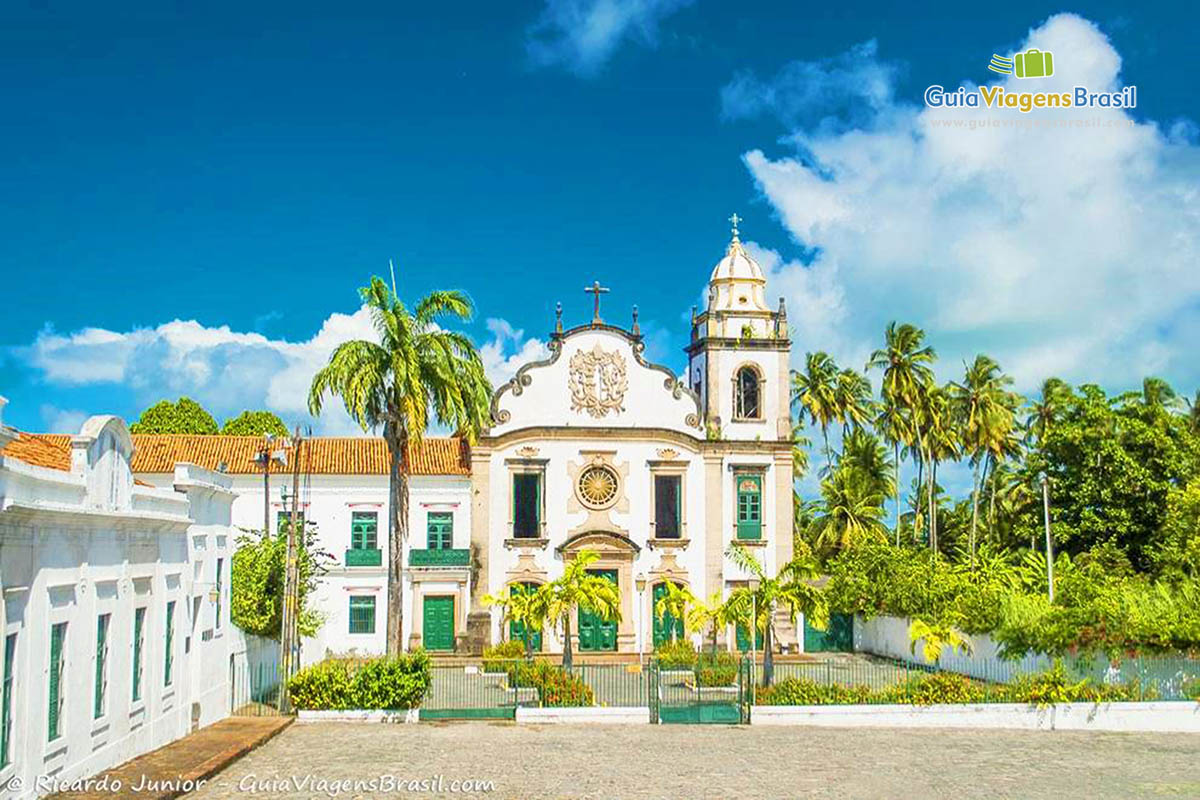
top-left (1040, 473), bottom-right (1055, 603)
top-left (635, 573), bottom-right (647, 669)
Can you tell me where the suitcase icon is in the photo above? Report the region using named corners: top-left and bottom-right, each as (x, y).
top-left (1014, 48), bottom-right (1054, 78)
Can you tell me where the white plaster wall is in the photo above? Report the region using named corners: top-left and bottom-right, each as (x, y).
top-left (491, 328), bottom-right (701, 437)
top-left (0, 430), bottom-right (235, 800)
top-left (853, 614), bottom-right (1052, 679)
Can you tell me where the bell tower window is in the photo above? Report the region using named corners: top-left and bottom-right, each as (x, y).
top-left (734, 366), bottom-right (762, 420)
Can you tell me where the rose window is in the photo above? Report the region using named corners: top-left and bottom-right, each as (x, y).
top-left (577, 465), bottom-right (619, 509)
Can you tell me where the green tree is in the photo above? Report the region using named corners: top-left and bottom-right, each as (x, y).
top-left (539, 550), bottom-right (621, 671)
top-left (309, 276), bottom-right (493, 654)
top-left (834, 367), bottom-right (874, 436)
top-left (221, 410), bottom-right (289, 436)
top-left (129, 397), bottom-right (219, 434)
top-left (1150, 479), bottom-right (1200, 580)
top-left (792, 352), bottom-right (840, 473)
top-left (908, 619), bottom-right (973, 664)
top-left (812, 461), bottom-right (889, 555)
top-left (231, 522), bottom-right (332, 639)
top-left (874, 396), bottom-right (913, 545)
top-left (725, 543), bottom-right (828, 687)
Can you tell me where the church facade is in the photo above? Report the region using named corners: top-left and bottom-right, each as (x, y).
top-left (445, 223), bottom-right (797, 655)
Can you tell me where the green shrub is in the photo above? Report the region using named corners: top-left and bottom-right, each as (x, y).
top-left (509, 660), bottom-right (594, 707)
top-left (654, 640), bottom-right (698, 670)
top-left (882, 672), bottom-right (987, 705)
top-left (288, 651), bottom-right (432, 710)
top-left (757, 678), bottom-right (874, 706)
top-left (482, 641), bottom-right (526, 672)
top-left (695, 652), bottom-right (738, 687)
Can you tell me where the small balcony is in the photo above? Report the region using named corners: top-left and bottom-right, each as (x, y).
top-left (344, 548), bottom-right (382, 567)
top-left (408, 548), bottom-right (470, 568)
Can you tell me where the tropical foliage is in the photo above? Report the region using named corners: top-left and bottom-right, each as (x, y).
top-left (230, 523), bottom-right (332, 639)
top-left (309, 276), bottom-right (493, 654)
top-left (130, 397), bottom-right (219, 434)
top-left (287, 652), bottom-right (432, 710)
top-left (221, 409), bottom-right (289, 436)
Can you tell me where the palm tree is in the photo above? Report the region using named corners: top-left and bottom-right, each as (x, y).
top-left (866, 322), bottom-right (935, 542)
top-left (1026, 377), bottom-right (1069, 446)
top-left (687, 592), bottom-right (731, 658)
top-left (725, 544), bottom-right (828, 687)
top-left (792, 352), bottom-right (840, 472)
top-left (540, 549), bottom-right (621, 671)
top-left (908, 619), bottom-right (972, 664)
top-left (834, 368), bottom-right (874, 435)
top-left (812, 465), bottom-right (889, 554)
top-left (920, 384), bottom-right (960, 553)
top-left (481, 583), bottom-right (546, 658)
top-left (952, 355), bottom-right (1016, 565)
top-left (309, 276), bottom-right (492, 654)
top-left (790, 420), bottom-right (811, 482)
top-left (840, 428), bottom-right (894, 498)
top-left (1186, 390), bottom-right (1200, 435)
top-left (874, 396), bottom-right (912, 545)
top-left (1142, 376), bottom-right (1181, 411)
top-left (653, 580), bottom-right (697, 644)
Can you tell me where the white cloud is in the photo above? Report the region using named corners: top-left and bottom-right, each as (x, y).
top-left (22, 312), bottom-right (543, 436)
top-left (732, 13), bottom-right (1200, 395)
top-left (39, 405), bottom-right (89, 435)
top-left (527, 0), bottom-right (693, 77)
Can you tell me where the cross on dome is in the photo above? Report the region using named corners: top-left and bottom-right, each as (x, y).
top-left (584, 280), bottom-right (610, 323)
top-left (729, 213), bottom-right (742, 240)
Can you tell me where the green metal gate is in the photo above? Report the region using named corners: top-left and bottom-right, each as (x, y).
top-left (804, 612), bottom-right (853, 652)
top-left (650, 654), bottom-right (752, 724)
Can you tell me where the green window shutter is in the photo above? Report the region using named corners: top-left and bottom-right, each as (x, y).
top-left (94, 614), bottom-right (109, 719)
top-left (735, 475), bottom-right (762, 540)
top-left (1, 633), bottom-right (14, 767)
top-left (427, 512), bottom-right (453, 550)
top-left (48, 622), bottom-right (65, 741)
top-left (351, 512), bottom-right (378, 550)
top-left (164, 601), bottom-right (175, 687)
top-left (348, 596), bottom-right (376, 634)
top-left (512, 474), bottom-right (541, 538)
top-left (132, 608), bottom-right (145, 702)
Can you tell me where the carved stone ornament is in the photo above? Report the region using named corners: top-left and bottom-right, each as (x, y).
top-left (656, 448), bottom-right (679, 460)
top-left (568, 344), bottom-right (628, 418)
top-left (515, 446), bottom-right (540, 458)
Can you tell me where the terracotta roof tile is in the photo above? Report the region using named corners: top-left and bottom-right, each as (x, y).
top-left (3, 431), bottom-right (469, 477)
top-left (0, 433), bottom-right (71, 471)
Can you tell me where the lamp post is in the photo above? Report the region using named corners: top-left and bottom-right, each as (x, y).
top-left (747, 576), bottom-right (761, 705)
top-left (1040, 473), bottom-right (1055, 603)
top-left (635, 573), bottom-right (647, 669)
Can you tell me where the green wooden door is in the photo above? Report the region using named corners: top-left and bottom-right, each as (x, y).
top-left (803, 612), bottom-right (853, 652)
top-left (509, 583), bottom-right (543, 651)
top-left (578, 570), bottom-right (617, 652)
top-left (652, 583), bottom-right (684, 648)
top-left (736, 475), bottom-right (762, 539)
top-left (422, 596), bottom-right (455, 652)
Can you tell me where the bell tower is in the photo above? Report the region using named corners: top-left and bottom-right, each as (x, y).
top-left (685, 215), bottom-right (791, 441)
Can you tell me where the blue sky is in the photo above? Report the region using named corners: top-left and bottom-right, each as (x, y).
top-left (2, 0), bottom-right (1198, 447)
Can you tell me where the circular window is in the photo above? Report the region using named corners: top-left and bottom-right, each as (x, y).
top-left (577, 465), bottom-right (619, 509)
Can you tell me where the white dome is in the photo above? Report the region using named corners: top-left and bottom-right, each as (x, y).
top-left (706, 235), bottom-right (770, 313)
top-left (709, 239), bottom-right (766, 284)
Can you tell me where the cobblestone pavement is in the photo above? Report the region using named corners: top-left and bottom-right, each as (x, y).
top-left (189, 721), bottom-right (1199, 800)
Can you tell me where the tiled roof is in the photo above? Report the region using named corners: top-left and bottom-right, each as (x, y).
top-left (129, 434), bottom-right (469, 476)
top-left (0, 433), bottom-right (71, 471)
top-left (1, 432), bottom-right (469, 477)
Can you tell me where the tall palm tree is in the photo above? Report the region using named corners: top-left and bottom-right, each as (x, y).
top-left (725, 544), bottom-right (828, 687)
top-left (835, 368), bottom-right (874, 435)
top-left (790, 421), bottom-right (811, 482)
top-left (840, 428), bottom-right (895, 499)
top-left (1185, 390), bottom-right (1200, 435)
top-left (309, 276), bottom-right (493, 654)
top-left (866, 322), bottom-right (935, 542)
top-left (792, 352), bottom-right (840, 472)
top-left (952, 355), bottom-right (1015, 565)
top-left (874, 395), bottom-right (913, 545)
top-left (920, 384), bottom-right (960, 553)
top-left (539, 549), bottom-right (621, 671)
top-left (1142, 376), bottom-right (1181, 411)
top-left (1026, 377), bottom-right (1069, 446)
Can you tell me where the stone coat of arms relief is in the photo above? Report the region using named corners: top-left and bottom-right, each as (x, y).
top-left (568, 344), bottom-right (628, 418)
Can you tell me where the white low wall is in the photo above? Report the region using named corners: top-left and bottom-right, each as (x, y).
top-left (853, 614), bottom-right (1051, 679)
top-left (751, 701), bottom-right (1200, 732)
top-left (515, 706), bottom-right (649, 724)
top-left (297, 709), bottom-right (420, 724)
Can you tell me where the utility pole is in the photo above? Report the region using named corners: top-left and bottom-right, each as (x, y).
top-left (1040, 473), bottom-right (1055, 603)
top-left (278, 427), bottom-right (304, 711)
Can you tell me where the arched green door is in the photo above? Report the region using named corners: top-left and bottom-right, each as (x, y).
top-left (652, 583), bottom-right (684, 648)
top-left (509, 582), bottom-right (543, 651)
top-left (578, 570), bottom-right (617, 651)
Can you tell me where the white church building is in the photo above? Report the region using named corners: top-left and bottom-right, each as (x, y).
top-left (6, 223), bottom-right (799, 674)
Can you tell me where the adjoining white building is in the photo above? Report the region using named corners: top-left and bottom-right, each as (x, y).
top-left (131, 436), bottom-right (470, 665)
top-left (0, 400), bottom-right (245, 799)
